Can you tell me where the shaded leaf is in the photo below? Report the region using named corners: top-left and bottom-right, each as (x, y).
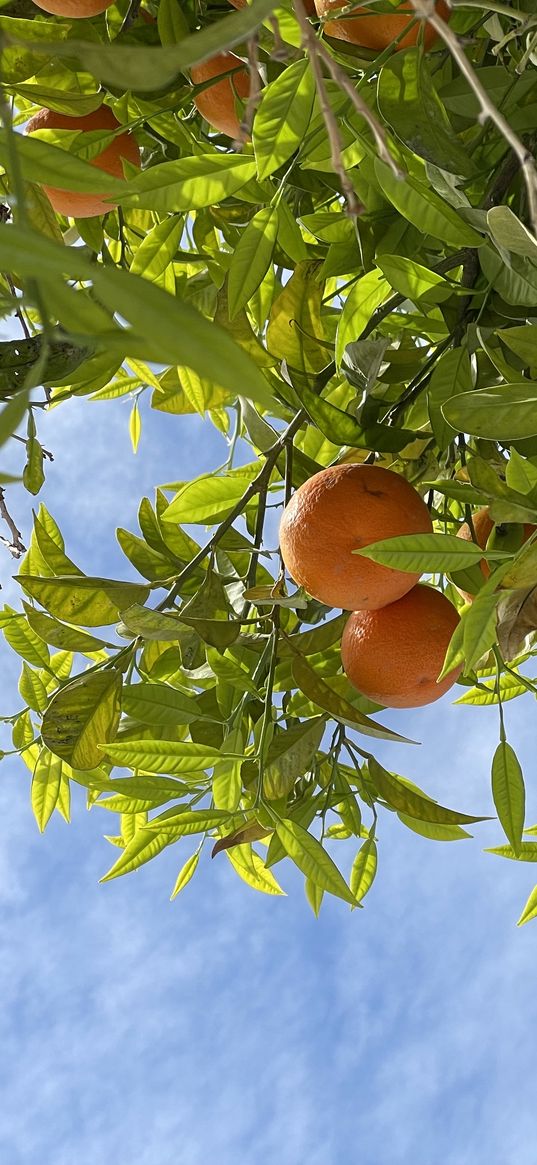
top-left (42, 669), bottom-right (122, 770)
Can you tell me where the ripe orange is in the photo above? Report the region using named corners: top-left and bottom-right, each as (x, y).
top-left (341, 583), bottom-right (462, 708)
top-left (456, 506), bottom-right (536, 601)
top-left (26, 106), bottom-right (140, 219)
top-left (314, 0), bottom-right (449, 51)
top-left (191, 52), bottom-right (250, 139)
top-left (279, 464), bottom-right (432, 611)
top-left (32, 0), bottom-right (113, 15)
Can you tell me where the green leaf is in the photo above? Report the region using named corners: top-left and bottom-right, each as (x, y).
top-left (206, 647), bottom-right (260, 698)
top-left (116, 528), bottom-right (174, 581)
top-left (130, 214), bottom-right (184, 281)
top-left (397, 814), bottom-right (471, 841)
top-left (368, 757), bottom-right (489, 825)
top-left (18, 575), bottom-right (150, 626)
top-left (377, 254), bottom-right (454, 305)
top-left (487, 206), bottom-right (537, 262)
top-left (506, 448), bottom-right (537, 499)
top-left (122, 683), bottom-right (202, 727)
top-left (292, 654), bottom-right (415, 745)
top-left (19, 662), bottom-right (48, 713)
top-left (101, 828), bottom-right (177, 882)
top-left (480, 245), bottom-right (537, 306)
top-left (31, 747), bottom-right (62, 833)
top-left (144, 807), bottom-right (232, 836)
top-left (23, 434), bottom-right (45, 497)
top-left (486, 843), bottom-right (537, 861)
top-left (500, 326), bottom-right (537, 367)
top-left (228, 206), bottom-right (279, 319)
top-left (289, 373), bottom-right (417, 451)
top-left (226, 844), bottom-right (286, 896)
top-left (336, 268), bottom-right (390, 366)
top-left (443, 385), bottom-right (537, 441)
top-left (2, 610), bottom-right (50, 667)
top-left (129, 400), bottom-right (141, 454)
top-left (378, 50), bottom-right (475, 176)
top-left (213, 728), bottom-right (243, 812)
top-left (170, 852), bottom-right (200, 900)
top-left (354, 533), bottom-right (500, 573)
top-left (374, 158), bottom-right (483, 248)
top-left (102, 739), bottom-right (224, 774)
top-left (267, 261), bottom-right (327, 375)
top-left (22, 604), bottom-right (108, 653)
top-left (517, 884), bottom-right (537, 927)
top-left (350, 837), bottom-right (377, 904)
top-left (275, 818), bottom-right (356, 906)
top-left (122, 154), bottom-right (257, 213)
top-left (42, 669), bottom-right (122, 770)
top-left (491, 741), bottom-right (525, 856)
top-left (427, 346), bottom-right (473, 452)
top-left (460, 591), bottom-right (497, 671)
top-left (118, 604), bottom-right (186, 641)
top-left (164, 462), bottom-right (260, 523)
top-left (263, 717), bottom-right (325, 801)
top-left (253, 58), bottom-right (316, 180)
top-left (0, 391), bottom-right (30, 449)
top-left (278, 614), bottom-right (348, 659)
top-left (304, 877), bottom-right (323, 916)
top-left (455, 671), bottom-right (529, 706)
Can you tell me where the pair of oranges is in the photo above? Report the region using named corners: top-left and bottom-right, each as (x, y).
top-left (281, 467), bottom-right (536, 710)
top-left (280, 464), bottom-right (462, 710)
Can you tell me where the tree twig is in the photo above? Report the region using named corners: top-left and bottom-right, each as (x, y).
top-left (0, 488), bottom-right (25, 558)
top-left (410, 0), bottom-right (537, 231)
top-left (239, 34), bottom-right (262, 144)
top-left (316, 39), bottom-right (402, 177)
top-left (293, 0), bottom-right (362, 216)
top-left (158, 407), bottom-right (307, 609)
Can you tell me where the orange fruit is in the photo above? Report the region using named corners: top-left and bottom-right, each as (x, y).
top-left (341, 583), bottom-right (462, 708)
top-left (279, 463), bottom-right (432, 611)
top-left (191, 52), bottom-right (250, 139)
top-left (456, 506), bottom-right (536, 602)
top-left (32, 0), bottom-right (113, 15)
top-left (314, 0), bottom-right (449, 51)
top-left (26, 106), bottom-right (140, 219)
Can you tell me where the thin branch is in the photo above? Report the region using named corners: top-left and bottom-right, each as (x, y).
top-left (0, 488), bottom-right (25, 558)
top-left (293, 0), bottom-right (362, 216)
top-left (122, 0), bottom-right (142, 31)
top-left (410, 0), bottom-right (537, 231)
top-left (6, 274), bottom-right (30, 339)
top-left (269, 14), bottom-right (289, 61)
top-left (316, 40), bottom-right (402, 177)
top-left (448, 0), bottom-right (536, 22)
top-left (158, 408), bottom-right (307, 609)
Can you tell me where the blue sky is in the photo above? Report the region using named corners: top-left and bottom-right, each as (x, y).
top-left (1, 388), bottom-right (537, 1165)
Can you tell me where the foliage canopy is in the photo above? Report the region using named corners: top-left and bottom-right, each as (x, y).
top-left (1, 0), bottom-right (537, 921)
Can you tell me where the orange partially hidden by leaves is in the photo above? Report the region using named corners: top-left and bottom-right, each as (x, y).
top-left (191, 52), bottom-right (250, 139)
top-left (341, 583), bottom-right (462, 708)
top-left (456, 506), bottom-right (536, 601)
top-left (279, 463), bottom-right (432, 611)
top-left (26, 106), bottom-right (140, 220)
top-left (32, 0), bottom-right (113, 15)
top-left (314, 0), bottom-right (449, 51)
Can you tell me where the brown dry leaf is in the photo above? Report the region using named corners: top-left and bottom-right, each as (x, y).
top-left (497, 586), bottom-right (537, 661)
top-left (212, 821), bottom-right (273, 858)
